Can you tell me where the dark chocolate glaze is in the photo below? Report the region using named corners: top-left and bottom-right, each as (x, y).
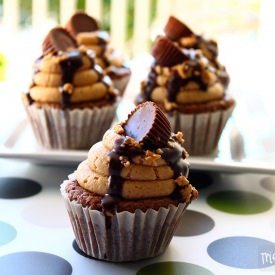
top-left (167, 64), bottom-right (208, 102)
top-left (101, 136), bottom-right (144, 215)
top-left (25, 92), bottom-right (34, 105)
top-left (161, 140), bottom-right (189, 178)
top-left (142, 63), bottom-right (158, 101)
top-left (101, 133), bottom-right (189, 217)
top-left (59, 51), bottom-right (84, 83)
top-left (59, 51), bottom-right (84, 107)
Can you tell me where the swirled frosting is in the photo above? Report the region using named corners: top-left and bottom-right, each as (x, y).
top-left (137, 36), bottom-right (233, 113)
top-left (75, 102), bottom-right (198, 215)
top-left (23, 27), bottom-right (118, 108)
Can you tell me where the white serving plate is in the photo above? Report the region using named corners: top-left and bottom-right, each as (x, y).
top-left (1, 112), bottom-right (274, 175)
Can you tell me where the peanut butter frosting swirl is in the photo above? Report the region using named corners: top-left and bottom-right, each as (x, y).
top-left (76, 102), bottom-right (198, 215)
top-left (138, 36), bottom-right (231, 112)
top-left (23, 27), bottom-right (118, 108)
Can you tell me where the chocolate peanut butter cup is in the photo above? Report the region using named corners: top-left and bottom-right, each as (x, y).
top-left (123, 102), bottom-right (171, 148)
top-left (164, 16), bottom-right (193, 40)
top-left (151, 36), bottom-right (188, 67)
top-left (42, 27), bottom-right (78, 55)
top-left (65, 11), bottom-right (99, 38)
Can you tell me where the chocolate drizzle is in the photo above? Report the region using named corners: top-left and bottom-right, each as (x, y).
top-left (161, 141), bottom-right (189, 178)
top-left (60, 51), bottom-right (84, 82)
top-left (59, 51), bottom-right (84, 107)
top-left (167, 62), bottom-right (208, 102)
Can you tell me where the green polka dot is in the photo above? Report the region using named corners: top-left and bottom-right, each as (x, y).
top-left (136, 262), bottom-right (214, 275)
top-left (207, 191), bottom-right (272, 214)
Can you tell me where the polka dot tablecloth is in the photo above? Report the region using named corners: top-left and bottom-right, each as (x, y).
top-left (0, 159), bottom-right (274, 275)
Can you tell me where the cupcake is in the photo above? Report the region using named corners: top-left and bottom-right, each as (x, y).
top-left (65, 11), bottom-right (131, 95)
top-left (137, 36), bottom-right (235, 155)
top-left (60, 101), bottom-right (198, 262)
top-left (22, 27), bottom-right (119, 150)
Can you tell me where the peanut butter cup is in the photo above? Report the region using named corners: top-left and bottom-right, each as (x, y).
top-left (65, 11), bottom-right (99, 37)
top-left (42, 27), bottom-right (78, 55)
top-left (123, 102), bottom-right (171, 148)
top-left (151, 36), bottom-right (188, 67)
top-left (164, 15), bottom-right (193, 40)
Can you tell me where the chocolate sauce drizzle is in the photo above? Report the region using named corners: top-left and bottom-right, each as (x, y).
top-left (167, 62), bottom-right (208, 102)
top-left (143, 60), bottom-right (208, 103)
top-left (142, 63), bottom-right (159, 101)
top-left (101, 134), bottom-right (189, 218)
top-left (101, 136), bottom-right (144, 216)
top-left (58, 51), bottom-right (84, 107)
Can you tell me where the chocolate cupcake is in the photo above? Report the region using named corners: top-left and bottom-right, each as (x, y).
top-left (65, 11), bottom-right (131, 95)
top-left (22, 27), bottom-right (119, 149)
top-left (137, 36), bottom-right (235, 155)
top-left (60, 102), bottom-right (198, 261)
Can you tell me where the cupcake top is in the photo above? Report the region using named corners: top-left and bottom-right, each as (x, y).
top-left (65, 11), bottom-right (131, 80)
top-left (138, 36), bottom-right (233, 113)
top-left (68, 102), bottom-right (198, 215)
top-left (23, 27), bottom-right (118, 109)
top-left (164, 16), bottom-right (225, 72)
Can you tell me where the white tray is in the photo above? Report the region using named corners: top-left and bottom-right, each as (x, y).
top-left (1, 114), bottom-right (275, 175)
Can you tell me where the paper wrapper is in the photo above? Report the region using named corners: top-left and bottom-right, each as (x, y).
top-left (24, 104), bottom-right (117, 149)
top-left (60, 181), bottom-right (189, 262)
top-left (173, 103), bottom-right (236, 155)
top-left (111, 73), bottom-right (131, 96)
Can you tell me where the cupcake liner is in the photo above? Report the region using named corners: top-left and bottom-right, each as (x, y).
top-left (175, 103), bottom-right (236, 155)
top-left (111, 74), bottom-right (131, 96)
top-left (60, 181), bottom-right (189, 262)
top-left (24, 104), bottom-right (117, 149)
